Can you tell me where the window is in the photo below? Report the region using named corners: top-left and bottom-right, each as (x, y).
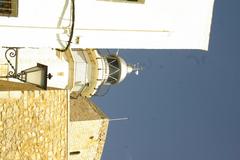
top-left (0, 64), bottom-right (8, 79)
top-left (98, 0), bottom-right (145, 4)
top-left (70, 151), bottom-right (81, 156)
top-left (0, 0), bottom-right (18, 17)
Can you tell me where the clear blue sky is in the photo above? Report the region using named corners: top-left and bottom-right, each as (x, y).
top-left (93, 1), bottom-right (240, 160)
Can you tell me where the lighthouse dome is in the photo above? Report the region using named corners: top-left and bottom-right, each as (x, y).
top-left (118, 56), bottom-right (133, 83)
top-left (104, 55), bottom-right (134, 85)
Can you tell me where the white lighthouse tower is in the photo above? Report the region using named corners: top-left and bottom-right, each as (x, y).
top-left (64, 48), bottom-right (142, 97)
top-left (0, 48), bottom-right (140, 97)
top-left (0, 48), bottom-right (139, 160)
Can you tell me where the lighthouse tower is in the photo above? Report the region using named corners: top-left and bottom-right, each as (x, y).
top-left (0, 48), bottom-right (140, 97)
top-left (72, 50), bottom-right (141, 97)
top-left (0, 48), bottom-right (140, 159)
top-left (68, 49), bottom-right (141, 97)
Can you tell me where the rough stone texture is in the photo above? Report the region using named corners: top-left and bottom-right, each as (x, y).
top-left (0, 80), bottom-right (40, 91)
top-left (69, 97), bottom-right (109, 160)
top-left (70, 97), bottom-right (107, 121)
top-left (0, 90), bottom-right (68, 160)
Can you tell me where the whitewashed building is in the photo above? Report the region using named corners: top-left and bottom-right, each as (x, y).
top-left (0, 0), bottom-right (215, 50)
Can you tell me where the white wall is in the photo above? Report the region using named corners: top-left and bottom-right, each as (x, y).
top-left (0, 0), bottom-right (215, 50)
top-left (0, 48), bottom-right (69, 89)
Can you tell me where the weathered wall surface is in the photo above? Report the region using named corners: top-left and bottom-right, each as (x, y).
top-left (69, 119), bottom-right (109, 160)
top-left (0, 80), bottom-right (40, 91)
top-left (0, 90), bottom-right (68, 160)
top-left (69, 97), bottom-right (109, 160)
top-left (70, 97), bottom-right (106, 121)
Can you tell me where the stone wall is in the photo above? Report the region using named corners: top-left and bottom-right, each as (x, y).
top-left (0, 90), bottom-right (68, 160)
top-left (70, 97), bottom-right (107, 121)
top-left (0, 80), bottom-right (40, 91)
top-left (69, 119), bottom-right (109, 160)
top-left (69, 97), bottom-right (109, 160)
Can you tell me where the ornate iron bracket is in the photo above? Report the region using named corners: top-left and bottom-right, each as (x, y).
top-left (0, 47), bottom-right (25, 81)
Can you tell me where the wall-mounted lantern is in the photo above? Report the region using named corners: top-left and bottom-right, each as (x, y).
top-left (0, 48), bottom-right (52, 90)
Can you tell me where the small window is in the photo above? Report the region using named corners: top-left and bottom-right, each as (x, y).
top-left (70, 151), bottom-right (81, 155)
top-left (0, 64), bottom-right (8, 79)
top-left (0, 0), bottom-right (18, 17)
top-left (98, 0), bottom-right (145, 4)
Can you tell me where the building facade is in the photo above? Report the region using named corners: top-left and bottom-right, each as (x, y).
top-left (0, 0), bottom-right (215, 50)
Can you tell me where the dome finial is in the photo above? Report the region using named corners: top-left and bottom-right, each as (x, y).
top-left (127, 63), bottom-right (143, 75)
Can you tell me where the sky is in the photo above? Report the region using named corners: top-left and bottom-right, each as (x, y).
top-left (93, 0), bottom-right (240, 160)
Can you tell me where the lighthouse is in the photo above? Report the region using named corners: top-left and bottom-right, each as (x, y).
top-left (0, 47), bottom-right (142, 160)
top-left (0, 48), bottom-right (140, 97)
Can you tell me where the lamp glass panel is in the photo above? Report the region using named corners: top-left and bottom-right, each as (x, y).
top-left (23, 63), bottom-right (48, 89)
top-left (25, 70), bottom-right (44, 86)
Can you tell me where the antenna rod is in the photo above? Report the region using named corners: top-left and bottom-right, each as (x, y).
top-left (109, 117), bottom-right (129, 121)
